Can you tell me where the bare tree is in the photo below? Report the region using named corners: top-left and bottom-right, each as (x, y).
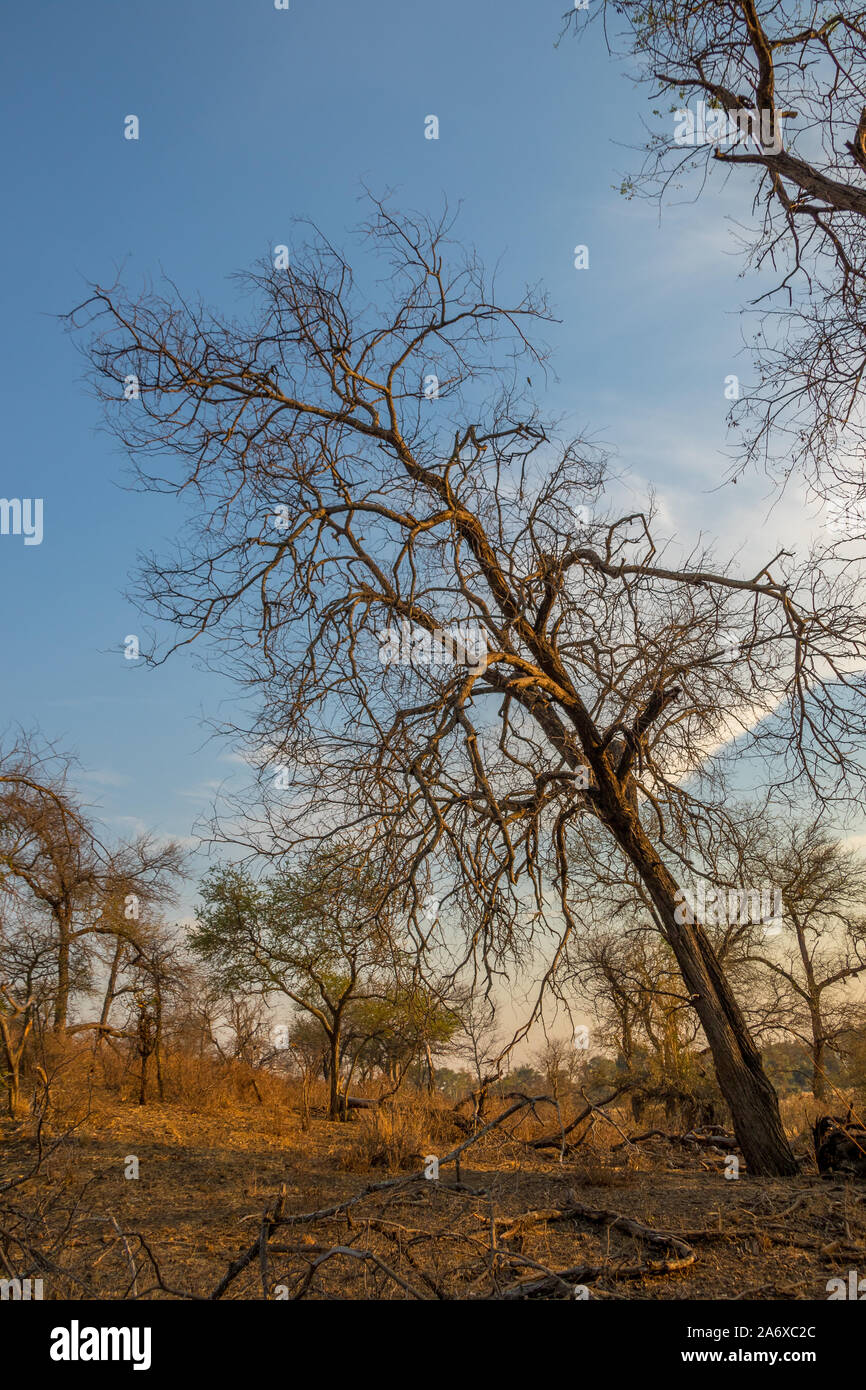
top-left (565, 2), bottom-right (866, 506)
top-left (287, 1015), bottom-right (326, 1128)
top-left (126, 927), bottom-right (191, 1103)
top-left (574, 927), bottom-right (687, 1069)
top-left (735, 817), bottom-right (866, 1098)
top-left (571, 924), bottom-right (719, 1126)
top-left (0, 913), bottom-right (58, 1087)
top-left (69, 198), bottom-right (866, 1171)
top-left (0, 735), bottom-right (184, 1034)
top-left (0, 983), bottom-right (34, 1116)
top-left (533, 1036), bottom-right (581, 1110)
top-left (452, 993), bottom-right (503, 1126)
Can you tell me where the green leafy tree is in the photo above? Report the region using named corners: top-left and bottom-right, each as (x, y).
top-left (347, 987), bottom-right (461, 1094)
top-left (190, 846), bottom-right (399, 1119)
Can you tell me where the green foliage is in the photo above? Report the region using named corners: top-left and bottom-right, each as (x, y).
top-left (190, 848), bottom-right (389, 1013)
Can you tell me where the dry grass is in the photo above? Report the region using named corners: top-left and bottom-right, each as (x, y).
top-left (339, 1100), bottom-right (445, 1172)
top-left (2, 1049), bottom-right (864, 1301)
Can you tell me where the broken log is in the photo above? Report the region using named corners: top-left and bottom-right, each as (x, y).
top-left (496, 1200), bottom-right (695, 1298)
top-left (611, 1129), bottom-right (737, 1152)
top-left (813, 1114), bottom-right (866, 1178)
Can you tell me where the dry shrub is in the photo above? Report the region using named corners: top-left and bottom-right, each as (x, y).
top-left (25, 1036), bottom-right (315, 1129)
top-left (569, 1158), bottom-right (636, 1187)
top-left (777, 1089), bottom-right (865, 1158)
top-left (341, 1095), bottom-right (446, 1172)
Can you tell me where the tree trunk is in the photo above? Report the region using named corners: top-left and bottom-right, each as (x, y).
top-left (326, 1029), bottom-right (342, 1120)
top-left (0, 1031), bottom-right (21, 1116)
top-left (53, 923), bottom-right (71, 1033)
top-left (154, 986), bottom-right (164, 1101)
top-left (655, 890), bottom-right (796, 1172)
top-left (0, 1000), bottom-right (33, 1116)
top-left (811, 1029), bottom-right (827, 1100)
top-left (136, 1007), bottom-right (155, 1106)
top-left (99, 938), bottom-right (124, 1033)
top-left (613, 811), bottom-right (798, 1175)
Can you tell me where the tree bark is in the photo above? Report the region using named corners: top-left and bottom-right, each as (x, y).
top-left (653, 891), bottom-right (796, 1173)
top-left (0, 1023), bottom-right (24, 1116)
top-left (326, 1028), bottom-right (343, 1121)
top-left (608, 804), bottom-right (798, 1176)
top-left (811, 1027), bottom-right (827, 1101)
top-left (53, 921), bottom-right (71, 1033)
top-left (154, 983), bottom-right (164, 1102)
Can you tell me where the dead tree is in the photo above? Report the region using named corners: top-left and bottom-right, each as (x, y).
top-left (133, 994), bottom-right (158, 1107)
top-left (0, 984), bottom-right (33, 1116)
top-left (568, 3), bottom-right (866, 507)
top-left (69, 198), bottom-right (866, 1172)
top-left (733, 816), bottom-right (866, 1098)
top-left (0, 733), bottom-right (183, 1034)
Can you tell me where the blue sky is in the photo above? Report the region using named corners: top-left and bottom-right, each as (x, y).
top-left (0, 0), bottom-right (818, 910)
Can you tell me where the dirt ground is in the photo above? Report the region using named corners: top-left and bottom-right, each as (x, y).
top-left (2, 1086), bottom-right (863, 1301)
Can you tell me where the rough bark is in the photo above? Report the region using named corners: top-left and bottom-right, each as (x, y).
top-left (618, 816), bottom-right (798, 1175)
top-left (53, 922), bottom-right (71, 1033)
top-left (661, 912), bottom-right (795, 1172)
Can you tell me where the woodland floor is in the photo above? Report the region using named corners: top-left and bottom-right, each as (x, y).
top-left (1, 1084), bottom-right (863, 1301)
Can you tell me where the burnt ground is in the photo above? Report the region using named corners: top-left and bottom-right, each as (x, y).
top-left (1, 1090), bottom-right (863, 1301)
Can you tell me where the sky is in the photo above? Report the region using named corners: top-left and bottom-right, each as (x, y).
top-left (0, 0), bottom-right (828, 922)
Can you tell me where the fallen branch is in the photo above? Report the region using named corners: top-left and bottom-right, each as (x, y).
top-left (529, 1084), bottom-right (635, 1151)
top-left (287, 1244), bottom-right (428, 1301)
top-left (495, 1200), bottom-right (696, 1298)
top-left (611, 1129), bottom-right (738, 1152)
top-left (209, 1093), bottom-right (553, 1299)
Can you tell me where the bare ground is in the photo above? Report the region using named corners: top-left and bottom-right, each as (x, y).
top-left (2, 1088), bottom-right (863, 1301)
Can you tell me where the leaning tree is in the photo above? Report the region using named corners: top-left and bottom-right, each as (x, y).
top-left (69, 199), bottom-right (866, 1172)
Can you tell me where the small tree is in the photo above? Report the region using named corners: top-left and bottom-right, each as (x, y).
top-left (0, 735), bottom-right (183, 1035)
top-left (287, 1016), bottom-right (326, 1129)
top-left (130, 991), bottom-right (159, 1106)
top-left (124, 928), bottom-right (190, 1103)
top-left (573, 925), bottom-right (715, 1125)
top-left (452, 994), bottom-right (503, 1124)
top-left (0, 983), bottom-right (33, 1116)
top-left (346, 986), bottom-right (461, 1095)
top-left (190, 846), bottom-right (398, 1119)
top-left (738, 819), bottom-right (866, 1099)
